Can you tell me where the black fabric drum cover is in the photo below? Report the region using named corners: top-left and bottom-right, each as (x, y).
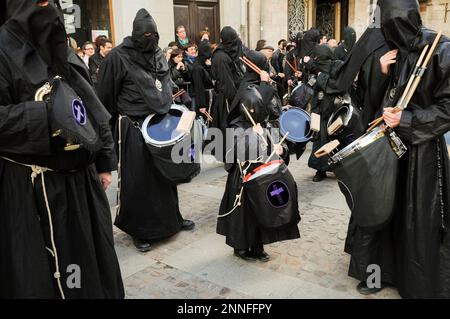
top-left (49, 77), bottom-right (101, 151)
top-left (289, 83), bottom-right (314, 110)
top-left (243, 162), bottom-right (300, 229)
top-left (334, 136), bottom-right (400, 230)
top-left (145, 120), bottom-right (202, 185)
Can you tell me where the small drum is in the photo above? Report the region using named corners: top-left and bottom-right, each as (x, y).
top-left (279, 108), bottom-right (313, 144)
top-left (142, 104), bottom-right (202, 185)
top-left (243, 160), bottom-right (300, 229)
top-left (327, 104), bottom-right (365, 147)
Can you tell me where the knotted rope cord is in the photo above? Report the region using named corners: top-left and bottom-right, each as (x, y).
top-left (1, 157), bottom-right (65, 299)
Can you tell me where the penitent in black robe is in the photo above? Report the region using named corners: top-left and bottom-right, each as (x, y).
top-left (344, 9), bottom-right (450, 297)
top-left (0, 26), bottom-right (124, 298)
top-left (217, 118), bottom-right (300, 250)
top-left (211, 47), bottom-right (244, 136)
top-left (97, 35), bottom-right (185, 242)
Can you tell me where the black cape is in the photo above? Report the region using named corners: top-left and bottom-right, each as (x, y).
top-left (0, 21), bottom-right (123, 298)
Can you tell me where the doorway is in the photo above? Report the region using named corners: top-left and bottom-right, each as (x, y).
top-left (174, 0), bottom-right (220, 44)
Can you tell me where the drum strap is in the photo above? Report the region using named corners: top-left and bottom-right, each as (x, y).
top-left (116, 115), bottom-right (125, 217)
top-left (437, 139), bottom-right (447, 243)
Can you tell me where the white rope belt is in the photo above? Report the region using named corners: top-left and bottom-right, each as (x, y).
top-left (0, 156), bottom-right (66, 299)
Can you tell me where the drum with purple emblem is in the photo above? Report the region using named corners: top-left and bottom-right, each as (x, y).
top-left (243, 160), bottom-right (300, 229)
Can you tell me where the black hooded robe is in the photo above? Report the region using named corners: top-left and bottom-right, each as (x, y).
top-left (307, 45), bottom-right (338, 173)
top-left (334, 27), bottom-right (357, 61)
top-left (345, 0), bottom-right (450, 299)
top-left (97, 9), bottom-right (184, 242)
top-left (0, 0), bottom-right (124, 299)
top-left (334, 27), bottom-right (391, 127)
top-left (217, 117), bottom-right (300, 250)
top-left (211, 27), bottom-right (245, 143)
top-left (191, 40), bottom-right (214, 116)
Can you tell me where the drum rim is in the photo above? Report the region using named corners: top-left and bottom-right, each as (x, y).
top-left (141, 104), bottom-right (189, 147)
top-left (280, 107), bottom-right (313, 143)
top-left (327, 104), bottom-right (354, 136)
top-left (243, 160), bottom-right (284, 183)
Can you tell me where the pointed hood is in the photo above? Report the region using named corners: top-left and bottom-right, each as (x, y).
top-left (5, 0), bottom-right (69, 77)
top-left (342, 27), bottom-right (357, 52)
top-left (378, 0), bottom-right (422, 51)
top-left (132, 8), bottom-right (160, 55)
top-left (218, 26), bottom-right (243, 61)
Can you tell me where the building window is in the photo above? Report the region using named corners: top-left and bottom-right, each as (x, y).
top-left (288, 0), bottom-right (307, 40)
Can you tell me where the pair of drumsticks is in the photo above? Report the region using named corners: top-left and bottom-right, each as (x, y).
top-left (240, 56), bottom-right (276, 84)
top-left (241, 103), bottom-right (289, 164)
top-left (173, 89), bottom-right (214, 122)
top-left (368, 31), bottom-right (442, 132)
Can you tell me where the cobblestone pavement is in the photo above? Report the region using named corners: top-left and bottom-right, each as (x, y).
top-left (109, 150), bottom-right (401, 299)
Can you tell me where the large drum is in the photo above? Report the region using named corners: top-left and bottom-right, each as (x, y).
top-left (142, 104), bottom-right (202, 185)
top-left (330, 125), bottom-right (408, 230)
top-left (327, 103), bottom-right (365, 147)
top-left (243, 160), bottom-right (300, 229)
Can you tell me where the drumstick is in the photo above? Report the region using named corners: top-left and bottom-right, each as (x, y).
top-left (397, 44), bottom-right (429, 109)
top-left (368, 31), bottom-right (442, 132)
top-left (240, 57), bottom-right (276, 84)
top-left (265, 132), bottom-right (289, 164)
top-left (172, 89), bottom-right (186, 101)
top-left (203, 110), bottom-right (214, 122)
top-left (241, 103), bottom-right (269, 146)
top-left (368, 45), bottom-right (428, 131)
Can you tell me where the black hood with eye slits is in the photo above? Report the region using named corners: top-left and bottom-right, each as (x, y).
top-left (378, 0), bottom-right (422, 51)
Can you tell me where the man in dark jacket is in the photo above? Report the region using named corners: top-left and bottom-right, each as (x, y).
top-left (97, 9), bottom-right (195, 253)
top-left (0, 0), bottom-right (124, 299)
top-left (88, 38), bottom-right (113, 88)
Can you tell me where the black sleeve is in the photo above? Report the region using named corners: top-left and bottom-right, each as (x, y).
top-left (0, 71), bottom-right (51, 156)
top-left (398, 63), bottom-right (450, 145)
top-left (94, 123), bottom-right (117, 173)
top-left (213, 53), bottom-right (238, 100)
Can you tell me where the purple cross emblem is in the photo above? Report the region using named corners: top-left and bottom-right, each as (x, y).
top-left (72, 99), bottom-right (87, 126)
top-left (267, 181), bottom-right (289, 208)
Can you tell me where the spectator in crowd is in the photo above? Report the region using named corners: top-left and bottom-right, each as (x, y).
top-left (200, 27), bottom-right (211, 42)
top-left (89, 38), bottom-right (113, 88)
top-left (82, 41), bottom-right (95, 68)
top-left (328, 38), bottom-right (338, 49)
top-left (320, 34), bottom-right (328, 45)
top-left (255, 39), bottom-right (267, 51)
top-left (169, 48), bottom-right (192, 108)
top-left (176, 25), bottom-right (191, 49)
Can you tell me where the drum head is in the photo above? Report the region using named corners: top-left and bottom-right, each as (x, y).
top-left (280, 108), bottom-right (312, 143)
top-left (142, 104), bottom-right (188, 147)
top-left (243, 160), bottom-right (284, 183)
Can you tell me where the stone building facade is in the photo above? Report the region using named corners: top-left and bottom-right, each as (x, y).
top-left (65, 0), bottom-right (449, 49)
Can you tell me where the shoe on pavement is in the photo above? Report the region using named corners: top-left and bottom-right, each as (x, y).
top-left (133, 238), bottom-right (152, 253)
top-left (181, 219), bottom-right (196, 231)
